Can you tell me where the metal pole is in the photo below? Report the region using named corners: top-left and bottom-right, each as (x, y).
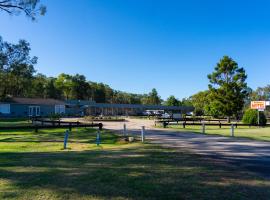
top-left (64, 130), bottom-right (69, 149)
top-left (96, 130), bottom-right (100, 146)
top-left (202, 123), bottom-right (205, 134)
top-left (258, 110), bottom-right (260, 127)
top-left (231, 124), bottom-right (234, 137)
top-left (141, 126), bottom-right (145, 143)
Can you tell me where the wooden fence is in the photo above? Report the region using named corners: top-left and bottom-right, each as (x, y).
top-left (0, 119), bottom-right (103, 132)
top-left (155, 120), bottom-right (269, 128)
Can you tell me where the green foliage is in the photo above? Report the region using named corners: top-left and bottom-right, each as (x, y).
top-left (189, 91), bottom-right (210, 116)
top-left (181, 98), bottom-right (192, 107)
top-left (49, 113), bottom-right (61, 121)
top-left (242, 109), bottom-right (267, 126)
top-left (207, 56), bottom-right (248, 119)
top-left (141, 88), bottom-right (162, 105)
top-left (0, 37), bottom-right (37, 100)
top-left (165, 95), bottom-right (180, 106)
top-left (0, 0), bottom-right (46, 20)
top-left (0, 36), bottom-right (165, 104)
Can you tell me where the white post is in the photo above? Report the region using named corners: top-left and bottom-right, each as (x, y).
top-left (231, 124), bottom-right (234, 137)
top-left (202, 123), bottom-right (205, 134)
top-left (141, 126), bottom-right (145, 143)
top-left (123, 123), bottom-right (126, 136)
top-left (258, 110), bottom-right (260, 127)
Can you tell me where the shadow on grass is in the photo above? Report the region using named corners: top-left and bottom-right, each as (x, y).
top-left (0, 146), bottom-right (270, 200)
top-left (0, 128), bottom-right (118, 144)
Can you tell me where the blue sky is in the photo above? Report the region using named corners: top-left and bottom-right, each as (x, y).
top-left (1, 0), bottom-right (270, 99)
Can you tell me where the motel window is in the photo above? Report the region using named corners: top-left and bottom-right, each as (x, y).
top-left (55, 105), bottom-right (65, 114)
top-left (0, 104), bottom-right (10, 114)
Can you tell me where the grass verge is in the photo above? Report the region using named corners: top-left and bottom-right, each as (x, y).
top-left (164, 125), bottom-right (270, 142)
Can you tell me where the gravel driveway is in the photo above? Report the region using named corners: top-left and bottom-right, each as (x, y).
top-left (101, 118), bottom-right (270, 178)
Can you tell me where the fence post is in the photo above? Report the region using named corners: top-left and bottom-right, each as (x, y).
top-left (98, 123), bottom-right (103, 131)
top-left (231, 124), bottom-right (235, 137)
top-left (202, 123), bottom-right (205, 134)
top-left (68, 122), bottom-right (72, 131)
top-left (163, 121), bottom-right (167, 128)
top-left (183, 122), bottom-right (186, 129)
top-left (123, 123), bottom-right (127, 136)
top-left (64, 130), bottom-right (69, 149)
top-left (96, 130), bottom-right (100, 146)
top-left (141, 126), bottom-right (145, 143)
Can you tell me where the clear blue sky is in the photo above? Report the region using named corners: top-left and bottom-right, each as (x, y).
top-left (1, 0), bottom-right (270, 99)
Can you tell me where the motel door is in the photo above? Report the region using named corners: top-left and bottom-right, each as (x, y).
top-left (29, 106), bottom-right (40, 117)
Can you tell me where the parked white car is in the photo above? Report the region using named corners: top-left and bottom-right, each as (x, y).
top-left (161, 113), bottom-right (171, 118)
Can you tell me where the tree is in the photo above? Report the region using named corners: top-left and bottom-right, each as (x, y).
top-left (44, 77), bottom-right (61, 99)
top-left (71, 74), bottom-right (89, 100)
top-left (55, 74), bottom-right (73, 100)
top-left (0, 37), bottom-right (37, 99)
top-left (242, 109), bottom-right (267, 126)
top-left (31, 73), bottom-right (47, 98)
top-left (207, 56), bottom-right (248, 121)
top-left (142, 88), bottom-right (162, 105)
top-left (250, 85), bottom-right (270, 101)
top-left (181, 98), bottom-right (192, 107)
top-left (190, 91), bottom-right (210, 116)
top-left (165, 95), bottom-right (180, 106)
top-left (0, 0), bottom-right (46, 20)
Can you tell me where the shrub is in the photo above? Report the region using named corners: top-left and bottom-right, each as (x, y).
top-left (242, 109), bottom-right (267, 126)
top-left (49, 113), bottom-right (61, 121)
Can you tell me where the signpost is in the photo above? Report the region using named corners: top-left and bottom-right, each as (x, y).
top-left (251, 101), bottom-right (267, 126)
top-left (251, 101), bottom-right (266, 110)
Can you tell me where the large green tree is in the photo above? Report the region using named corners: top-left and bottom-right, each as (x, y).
top-left (207, 56), bottom-right (248, 121)
top-left (55, 74), bottom-right (73, 100)
top-left (142, 88), bottom-right (162, 105)
top-left (0, 0), bottom-right (46, 20)
top-left (165, 95), bottom-right (180, 106)
top-left (190, 91), bottom-right (210, 116)
top-left (0, 37), bottom-right (36, 99)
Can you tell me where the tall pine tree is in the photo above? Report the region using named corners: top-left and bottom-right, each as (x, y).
top-left (207, 56), bottom-right (248, 121)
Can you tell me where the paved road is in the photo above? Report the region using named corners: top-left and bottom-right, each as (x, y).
top-left (102, 118), bottom-right (270, 178)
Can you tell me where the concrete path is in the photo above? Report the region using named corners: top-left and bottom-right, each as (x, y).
top-left (102, 118), bottom-right (270, 178)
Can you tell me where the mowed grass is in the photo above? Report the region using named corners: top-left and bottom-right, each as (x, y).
top-left (166, 124), bottom-right (270, 141)
top-left (0, 128), bottom-right (270, 199)
top-left (0, 118), bottom-right (32, 127)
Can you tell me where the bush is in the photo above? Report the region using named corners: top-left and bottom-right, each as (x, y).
top-left (242, 109), bottom-right (267, 126)
top-left (49, 113), bottom-right (61, 121)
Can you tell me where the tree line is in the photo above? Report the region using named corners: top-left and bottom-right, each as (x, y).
top-left (0, 36), bottom-right (164, 105)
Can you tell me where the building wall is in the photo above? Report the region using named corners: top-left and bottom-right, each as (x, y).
top-left (0, 104), bottom-right (55, 117)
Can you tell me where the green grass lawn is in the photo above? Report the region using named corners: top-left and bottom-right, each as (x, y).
top-left (165, 124), bottom-right (270, 141)
top-left (0, 128), bottom-right (270, 199)
top-left (0, 118), bottom-right (32, 127)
